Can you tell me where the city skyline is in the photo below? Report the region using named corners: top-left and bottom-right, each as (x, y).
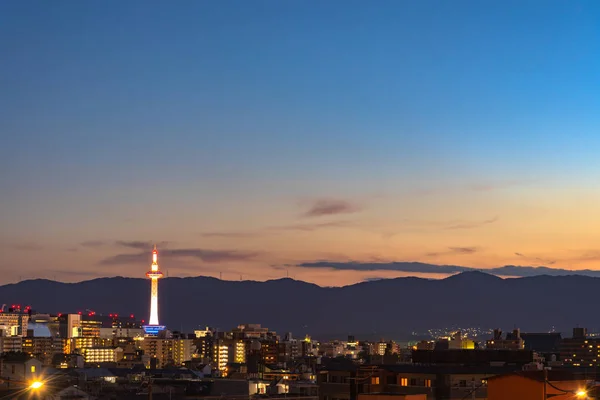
top-left (3, 1), bottom-right (600, 286)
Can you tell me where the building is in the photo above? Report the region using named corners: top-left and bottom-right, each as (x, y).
top-left (141, 337), bottom-right (195, 368)
top-left (58, 314), bottom-right (81, 338)
top-left (22, 336), bottom-right (63, 366)
top-left (0, 356), bottom-right (42, 385)
top-left (319, 363), bottom-right (524, 400)
top-left (195, 327), bottom-right (213, 338)
top-left (559, 327), bottom-right (600, 367)
top-left (213, 339), bottom-right (230, 371)
top-left (173, 337), bottom-right (196, 366)
top-left (486, 328), bottom-right (524, 350)
top-left (487, 370), bottom-right (595, 400)
top-left (0, 312), bottom-right (29, 337)
top-left (358, 395), bottom-right (427, 400)
top-left (521, 332), bottom-right (562, 353)
top-left (66, 337), bottom-right (114, 354)
top-left (412, 349), bottom-right (533, 365)
top-left (261, 340), bottom-right (278, 365)
top-left (0, 336), bottom-right (22, 353)
top-left (233, 324), bottom-right (273, 340)
top-left (82, 347), bottom-right (123, 364)
top-left (234, 339), bottom-right (246, 363)
top-left (143, 245), bottom-right (165, 336)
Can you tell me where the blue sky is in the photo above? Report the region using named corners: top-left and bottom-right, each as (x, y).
top-left (2, 1), bottom-right (600, 286)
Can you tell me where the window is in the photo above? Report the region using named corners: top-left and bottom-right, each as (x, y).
top-left (371, 377), bottom-right (379, 385)
top-left (459, 380), bottom-right (467, 387)
top-left (425, 379), bottom-right (431, 387)
top-left (400, 378), bottom-right (408, 386)
top-left (410, 378), bottom-right (417, 386)
top-left (30, 366), bottom-right (36, 373)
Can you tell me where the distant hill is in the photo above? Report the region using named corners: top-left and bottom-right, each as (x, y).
top-left (1, 272), bottom-right (596, 339)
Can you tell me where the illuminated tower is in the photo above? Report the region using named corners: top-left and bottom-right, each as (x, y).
top-left (144, 245), bottom-right (165, 335)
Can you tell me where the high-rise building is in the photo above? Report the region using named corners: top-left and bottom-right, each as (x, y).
top-left (22, 336), bottom-right (64, 366)
top-left (58, 314), bottom-right (82, 338)
top-left (143, 245), bottom-right (165, 336)
top-left (141, 337), bottom-right (195, 368)
top-left (0, 312), bottom-right (29, 337)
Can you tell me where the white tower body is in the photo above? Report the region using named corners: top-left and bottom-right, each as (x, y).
top-left (146, 245), bottom-right (163, 327)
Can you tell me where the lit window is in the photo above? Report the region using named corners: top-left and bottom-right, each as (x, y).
top-left (425, 379), bottom-right (431, 387)
top-left (30, 366), bottom-right (35, 373)
top-left (400, 378), bottom-right (408, 386)
top-left (371, 377), bottom-right (379, 385)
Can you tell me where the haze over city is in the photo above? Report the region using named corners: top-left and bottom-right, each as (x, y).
top-left (3, 1), bottom-right (600, 286)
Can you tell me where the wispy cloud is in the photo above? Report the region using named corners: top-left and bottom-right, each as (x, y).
top-left (200, 232), bottom-right (259, 238)
top-left (426, 246), bottom-right (479, 257)
top-left (514, 252), bottom-right (556, 265)
top-left (115, 240), bottom-right (169, 250)
top-left (445, 216), bottom-right (498, 230)
top-left (99, 247), bottom-right (261, 266)
top-left (200, 220), bottom-right (351, 238)
top-left (48, 269), bottom-right (105, 278)
top-left (449, 247), bottom-right (478, 254)
top-left (269, 220), bottom-right (351, 232)
top-left (12, 242), bottom-right (43, 251)
top-left (80, 240), bottom-right (107, 248)
top-left (295, 260), bottom-right (600, 278)
top-left (302, 199), bottom-right (362, 218)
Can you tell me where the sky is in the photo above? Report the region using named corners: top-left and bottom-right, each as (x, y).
top-left (2, 0), bottom-right (600, 286)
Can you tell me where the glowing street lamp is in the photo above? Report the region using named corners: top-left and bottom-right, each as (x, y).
top-left (30, 381), bottom-right (44, 389)
top-left (576, 390), bottom-right (587, 398)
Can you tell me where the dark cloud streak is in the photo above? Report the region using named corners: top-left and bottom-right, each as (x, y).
top-left (295, 261), bottom-right (600, 278)
top-left (445, 216), bottom-right (498, 230)
top-left (99, 248), bottom-right (261, 266)
top-left (303, 199), bottom-right (362, 218)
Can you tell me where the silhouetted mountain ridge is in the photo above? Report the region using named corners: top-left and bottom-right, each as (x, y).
top-left (2, 272), bottom-right (598, 338)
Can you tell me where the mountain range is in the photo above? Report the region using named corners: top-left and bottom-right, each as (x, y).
top-left (3, 271), bottom-right (597, 339)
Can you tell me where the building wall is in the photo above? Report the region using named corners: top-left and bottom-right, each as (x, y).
top-left (488, 375), bottom-right (587, 400)
top-left (358, 395), bottom-right (427, 400)
top-left (0, 337), bottom-right (22, 353)
top-left (0, 313), bottom-right (29, 337)
top-left (141, 337), bottom-right (194, 368)
top-left (59, 314), bottom-right (81, 338)
top-left (83, 347), bottom-right (123, 364)
top-left (22, 337), bottom-right (63, 366)
top-left (0, 359), bottom-right (42, 384)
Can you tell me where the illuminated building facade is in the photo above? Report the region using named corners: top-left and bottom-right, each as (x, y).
top-left (0, 312), bottom-right (29, 337)
top-left (215, 343), bottom-right (229, 371)
top-left (0, 337), bottom-right (22, 353)
top-left (22, 337), bottom-right (64, 366)
top-left (83, 347), bottom-right (123, 364)
top-left (58, 314), bottom-right (82, 338)
top-left (234, 340), bottom-right (246, 363)
top-left (143, 245), bottom-right (165, 336)
top-left (140, 337), bottom-right (195, 368)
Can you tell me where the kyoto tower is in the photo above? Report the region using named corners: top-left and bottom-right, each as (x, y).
top-left (143, 245), bottom-right (165, 335)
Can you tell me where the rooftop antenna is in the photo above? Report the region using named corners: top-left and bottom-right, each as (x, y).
top-left (219, 272), bottom-right (222, 280)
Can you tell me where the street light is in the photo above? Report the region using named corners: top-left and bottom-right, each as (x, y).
top-left (30, 381), bottom-right (44, 390)
top-left (576, 390), bottom-right (587, 398)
